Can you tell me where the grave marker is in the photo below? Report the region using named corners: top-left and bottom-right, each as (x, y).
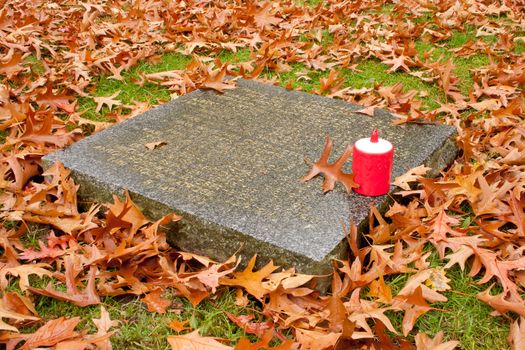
top-left (44, 79), bottom-right (457, 276)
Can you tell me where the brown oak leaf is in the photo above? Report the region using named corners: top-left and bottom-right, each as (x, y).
top-left (167, 329), bottom-right (232, 350)
top-left (301, 135), bottom-right (358, 193)
top-left (93, 92), bottom-right (122, 113)
top-left (220, 255), bottom-right (279, 300)
top-left (141, 288), bottom-right (172, 314)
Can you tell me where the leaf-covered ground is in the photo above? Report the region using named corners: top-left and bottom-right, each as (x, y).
top-left (1, 0), bottom-right (525, 349)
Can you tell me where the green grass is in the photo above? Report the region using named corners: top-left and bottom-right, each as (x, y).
top-left (382, 250), bottom-right (510, 349)
top-left (23, 288), bottom-right (262, 350)
top-left (77, 52), bottom-right (192, 121)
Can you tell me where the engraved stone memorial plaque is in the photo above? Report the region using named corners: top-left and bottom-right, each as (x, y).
top-left (44, 79), bottom-right (458, 276)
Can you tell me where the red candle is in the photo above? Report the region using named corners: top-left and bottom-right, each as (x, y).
top-left (352, 129), bottom-right (394, 196)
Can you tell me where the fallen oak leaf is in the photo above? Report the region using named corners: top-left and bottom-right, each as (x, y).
top-left (200, 65), bottom-right (237, 93)
top-left (0, 295), bottom-right (40, 332)
top-left (295, 328), bottom-right (340, 350)
top-left (0, 51), bottom-right (25, 78)
top-left (301, 135), bottom-right (358, 193)
top-left (141, 288), bottom-right (172, 314)
top-left (1, 292), bottom-right (38, 320)
top-left (93, 91), bottom-right (122, 113)
top-left (234, 330), bottom-right (294, 349)
top-left (18, 317), bottom-right (81, 350)
top-left (393, 165), bottom-right (432, 190)
top-left (167, 329), bottom-right (232, 350)
top-left (415, 331), bottom-right (459, 350)
top-left (19, 240), bottom-right (67, 260)
top-left (220, 255), bottom-right (279, 300)
top-left (356, 105), bottom-right (378, 116)
top-left (3, 154), bottom-right (40, 191)
top-left (89, 306), bottom-right (119, 350)
top-left (0, 263), bottom-right (53, 291)
top-left (508, 317), bottom-right (525, 350)
top-left (477, 285), bottom-right (525, 317)
top-left (169, 319), bottom-right (191, 333)
top-left (393, 286), bottom-right (435, 336)
top-left (27, 256), bottom-right (100, 307)
top-left (145, 141), bottom-right (167, 150)
top-left (35, 83), bottom-right (75, 112)
top-left (226, 313), bottom-right (273, 337)
top-left (181, 259), bottom-right (239, 294)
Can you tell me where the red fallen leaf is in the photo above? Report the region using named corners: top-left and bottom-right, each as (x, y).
top-left (226, 313), bottom-right (273, 337)
top-left (2, 292), bottom-right (38, 319)
top-left (35, 83), bottom-right (75, 112)
top-left (0, 293), bottom-right (40, 332)
top-left (19, 240), bottom-right (67, 260)
top-left (318, 70), bottom-right (344, 94)
top-left (295, 328), bottom-right (340, 350)
top-left (301, 135), bottom-right (358, 193)
top-left (105, 192), bottom-right (150, 237)
top-left (325, 295), bottom-right (347, 333)
top-left (18, 317), bottom-right (81, 350)
top-left (173, 282), bottom-right (210, 307)
top-left (250, 2), bottom-right (283, 28)
top-left (141, 288), bottom-right (172, 314)
top-left (381, 54), bottom-right (413, 73)
top-left (47, 230), bottom-right (73, 249)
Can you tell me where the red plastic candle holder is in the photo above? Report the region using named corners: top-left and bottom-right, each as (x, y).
top-left (352, 129), bottom-right (394, 196)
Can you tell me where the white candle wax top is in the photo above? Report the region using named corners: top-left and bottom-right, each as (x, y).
top-left (355, 137), bottom-right (393, 154)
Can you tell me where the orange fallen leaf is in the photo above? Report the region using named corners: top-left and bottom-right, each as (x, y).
top-left (169, 319), bottom-right (191, 333)
top-left (141, 288), bottom-right (172, 314)
top-left (167, 329), bottom-right (232, 350)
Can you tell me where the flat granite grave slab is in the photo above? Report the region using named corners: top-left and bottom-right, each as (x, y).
top-left (44, 79), bottom-right (457, 276)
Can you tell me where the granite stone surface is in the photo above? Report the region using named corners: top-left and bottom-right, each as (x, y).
top-left (44, 79), bottom-right (458, 276)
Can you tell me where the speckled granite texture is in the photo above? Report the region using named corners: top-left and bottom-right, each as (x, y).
top-left (44, 79), bottom-right (458, 276)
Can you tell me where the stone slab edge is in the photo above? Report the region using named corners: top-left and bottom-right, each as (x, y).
top-left (42, 122), bottom-right (457, 277)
